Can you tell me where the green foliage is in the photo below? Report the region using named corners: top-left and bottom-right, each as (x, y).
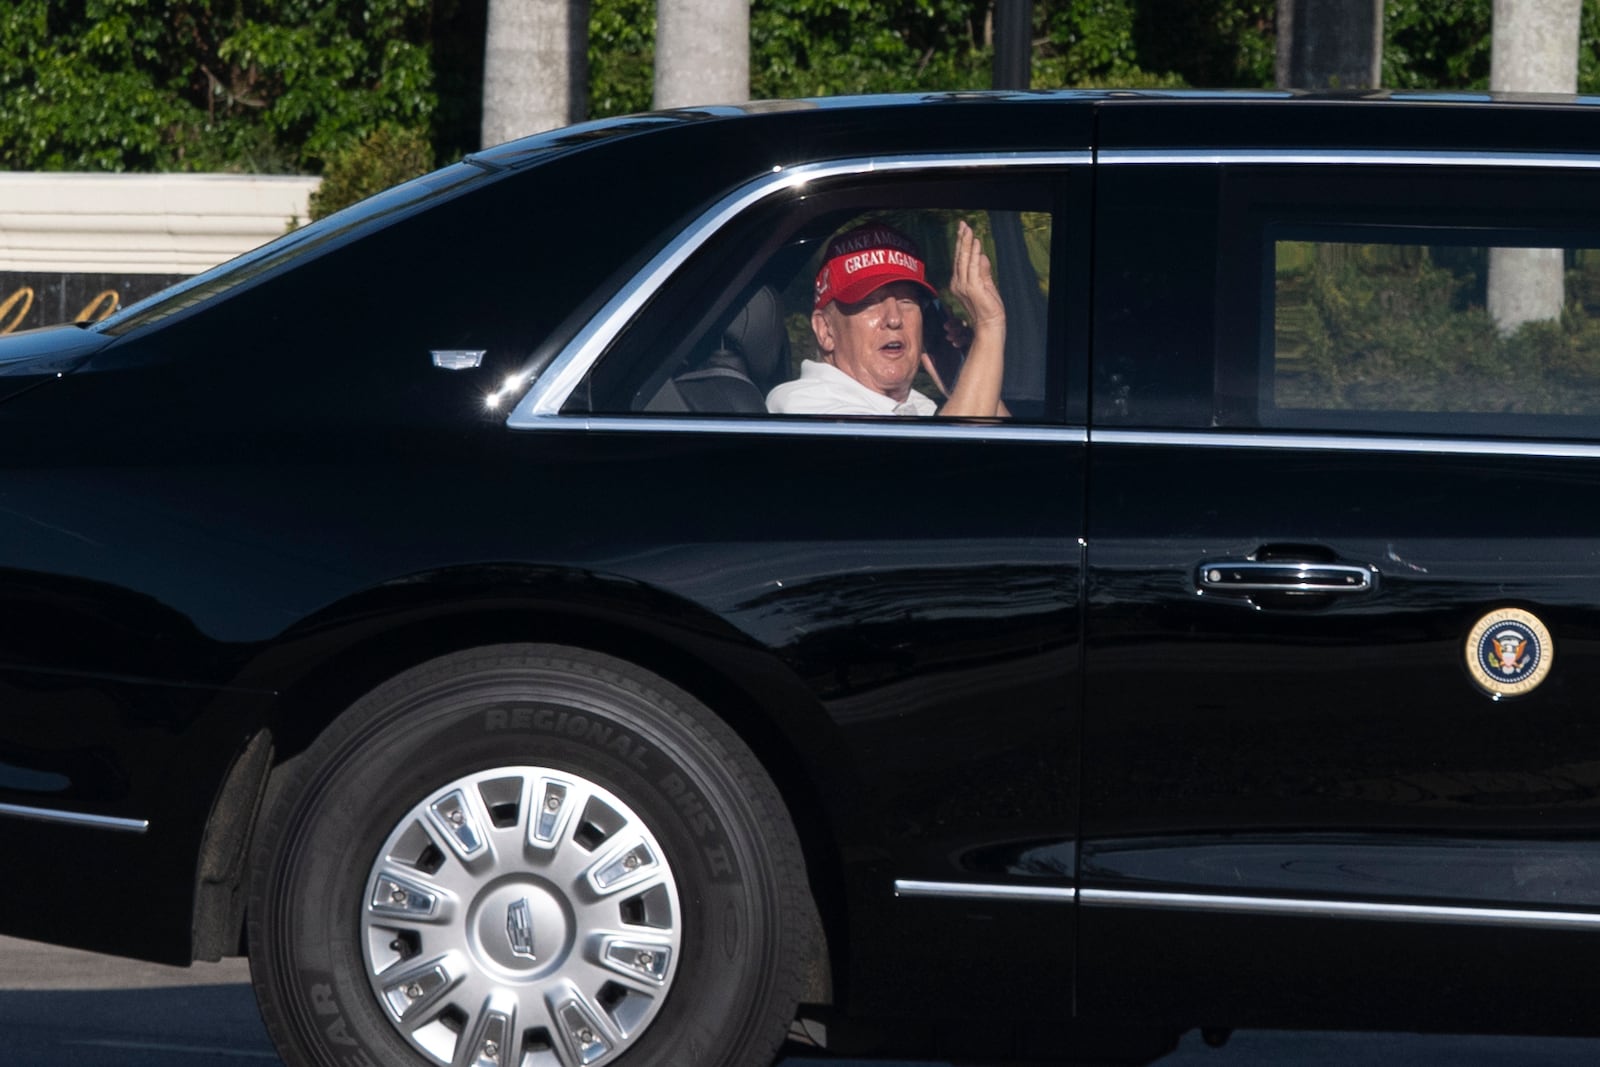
top-left (1033, 0), bottom-right (1149, 87)
top-left (307, 123), bottom-right (436, 219)
top-left (0, 0), bottom-right (441, 173)
top-left (22, 0), bottom-right (1600, 176)
top-left (1035, 0), bottom-right (1273, 88)
top-left (589, 0), bottom-right (1284, 116)
top-left (751, 0), bottom-right (994, 99)
top-left (590, 0), bottom-right (656, 116)
top-left (1384, 0), bottom-right (1600, 94)
top-left (1383, 0), bottom-right (1492, 89)
top-left (1582, 1), bottom-right (1600, 94)
top-left (1130, 0), bottom-right (1276, 88)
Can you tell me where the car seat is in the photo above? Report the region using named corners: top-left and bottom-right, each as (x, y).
top-left (670, 286), bottom-right (791, 413)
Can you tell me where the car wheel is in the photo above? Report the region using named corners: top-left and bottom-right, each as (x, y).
top-left (247, 644), bottom-right (814, 1067)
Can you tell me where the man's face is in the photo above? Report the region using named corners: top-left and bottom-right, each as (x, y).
top-left (812, 282), bottom-right (926, 402)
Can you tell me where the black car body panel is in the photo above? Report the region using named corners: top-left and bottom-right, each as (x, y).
top-left (7, 91), bottom-right (1600, 1059)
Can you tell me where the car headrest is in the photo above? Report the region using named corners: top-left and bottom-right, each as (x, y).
top-left (720, 286), bottom-right (789, 389)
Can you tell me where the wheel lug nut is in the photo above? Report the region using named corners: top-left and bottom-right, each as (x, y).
top-left (405, 983), bottom-right (423, 999)
top-left (636, 950), bottom-right (655, 968)
top-left (390, 886), bottom-right (408, 904)
top-left (483, 1039), bottom-right (499, 1058)
top-left (576, 1026), bottom-right (596, 1045)
top-left (545, 796), bottom-right (561, 812)
top-left (447, 809), bottom-right (465, 825)
top-left (623, 853), bottom-right (641, 871)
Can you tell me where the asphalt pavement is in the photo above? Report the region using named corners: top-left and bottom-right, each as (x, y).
top-left (5, 934), bottom-right (1600, 1065)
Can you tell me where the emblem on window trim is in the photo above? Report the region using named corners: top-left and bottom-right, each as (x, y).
top-left (1466, 607), bottom-right (1553, 699)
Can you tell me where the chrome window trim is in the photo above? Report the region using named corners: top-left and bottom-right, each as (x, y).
top-left (894, 879), bottom-right (1077, 903)
top-left (508, 415), bottom-right (1085, 444)
top-left (1100, 148), bottom-right (1600, 170)
top-left (497, 420), bottom-right (1600, 454)
top-left (1080, 888), bottom-right (1600, 931)
top-left (0, 801), bottom-right (149, 834)
top-left (505, 150), bottom-right (1090, 426)
top-left (1095, 428), bottom-right (1600, 460)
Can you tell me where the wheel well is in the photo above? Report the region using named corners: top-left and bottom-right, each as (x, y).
top-left (231, 605), bottom-right (845, 1000)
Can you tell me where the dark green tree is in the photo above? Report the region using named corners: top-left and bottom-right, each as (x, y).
top-left (0, 0), bottom-right (446, 172)
top-left (20, 0), bottom-right (1600, 175)
top-left (1383, 0), bottom-right (1492, 89)
top-left (1383, 1), bottom-right (1600, 95)
top-left (588, 0), bottom-right (1286, 119)
top-left (1131, 0), bottom-right (1276, 88)
top-left (307, 123), bottom-right (436, 218)
top-left (751, 0), bottom-right (994, 99)
top-left (590, 0), bottom-right (655, 116)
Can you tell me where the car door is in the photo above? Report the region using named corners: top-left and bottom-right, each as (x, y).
top-left (1080, 131), bottom-right (1600, 1034)
top-left (506, 152), bottom-right (1094, 1042)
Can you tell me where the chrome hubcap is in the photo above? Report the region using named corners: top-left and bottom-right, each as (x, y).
top-left (361, 767), bottom-right (682, 1066)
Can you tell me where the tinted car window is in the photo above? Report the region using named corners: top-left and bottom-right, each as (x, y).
top-left (576, 171), bottom-right (1068, 422)
top-left (1215, 163), bottom-right (1600, 438)
top-left (1269, 230), bottom-right (1600, 426)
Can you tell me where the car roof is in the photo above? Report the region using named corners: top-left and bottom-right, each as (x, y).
top-left (468, 88), bottom-right (1600, 171)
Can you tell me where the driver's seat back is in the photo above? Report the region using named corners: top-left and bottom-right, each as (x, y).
top-left (673, 287), bottom-right (790, 413)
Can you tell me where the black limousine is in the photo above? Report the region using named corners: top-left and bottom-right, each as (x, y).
top-left (5, 90), bottom-right (1600, 1066)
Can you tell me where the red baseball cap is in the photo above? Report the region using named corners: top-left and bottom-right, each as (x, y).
top-left (813, 223), bottom-right (938, 310)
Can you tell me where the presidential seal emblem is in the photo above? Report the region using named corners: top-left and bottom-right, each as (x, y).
top-left (1465, 607), bottom-right (1553, 698)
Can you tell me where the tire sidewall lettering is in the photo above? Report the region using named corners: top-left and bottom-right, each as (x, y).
top-left (303, 977), bottom-right (384, 1066)
top-left (476, 699), bottom-right (745, 885)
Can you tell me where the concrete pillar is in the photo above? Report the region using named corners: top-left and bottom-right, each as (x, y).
top-left (1489, 0), bottom-right (1580, 331)
top-left (1489, 247), bottom-right (1568, 331)
top-left (481, 0), bottom-right (591, 147)
top-left (1492, 0), bottom-right (1581, 93)
top-left (654, 0), bottom-right (748, 109)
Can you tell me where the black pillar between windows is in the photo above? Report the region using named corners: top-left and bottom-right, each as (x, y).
top-left (1277, 0), bottom-right (1384, 90)
top-left (994, 0), bottom-right (1032, 91)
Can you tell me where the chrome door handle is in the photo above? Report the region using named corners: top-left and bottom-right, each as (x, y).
top-left (1198, 561), bottom-right (1375, 594)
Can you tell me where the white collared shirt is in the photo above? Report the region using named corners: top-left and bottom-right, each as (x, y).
top-left (765, 360), bottom-right (937, 417)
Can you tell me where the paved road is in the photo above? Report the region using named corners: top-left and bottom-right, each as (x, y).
top-left (5, 935), bottom-right (1600, 1065)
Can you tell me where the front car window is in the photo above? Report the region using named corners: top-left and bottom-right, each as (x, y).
top-left (573, 171), bottom-right (1064, 423)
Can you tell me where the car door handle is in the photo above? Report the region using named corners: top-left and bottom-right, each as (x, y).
top-left (1198, 561), bottom-right (1375, 595)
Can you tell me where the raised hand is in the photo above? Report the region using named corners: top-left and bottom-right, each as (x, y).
top-left (948, 219), bottom-right (1005, 332)
top-left (928, 218), bottom-right (1007, 418)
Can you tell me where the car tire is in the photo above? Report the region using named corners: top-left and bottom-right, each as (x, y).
top-left (247, 644), bottom-right (814, 1067)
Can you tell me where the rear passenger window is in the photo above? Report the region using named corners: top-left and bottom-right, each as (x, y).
top-left (1269, 231), bottom-right (1600, 425)
top-left (1207, 164), bottom-right (1600, 439)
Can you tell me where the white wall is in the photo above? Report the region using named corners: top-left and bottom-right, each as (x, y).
top-left (0, 172), bottom-right (320, 275)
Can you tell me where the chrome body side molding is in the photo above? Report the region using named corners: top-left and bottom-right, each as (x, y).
top-left (895, 880), bottom-right (1600, 931)
top-left (893, 879), bottom-right (1077, 902)
top-left (1079, 888), bottom-right (1600, 931)
top-left (0, 802), bottom-right (149, 834)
